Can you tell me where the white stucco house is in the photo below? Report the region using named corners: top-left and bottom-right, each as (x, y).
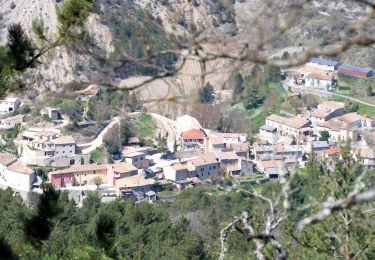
top-left (0, 153), bottom-right (35, 192)
top-left (0, 97), bottom-right (21, 113)
top-left (20, 130), bottom-right (89, 167)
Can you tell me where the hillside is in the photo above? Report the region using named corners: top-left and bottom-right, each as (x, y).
top-left (0, 0), bottom-right (372, 113)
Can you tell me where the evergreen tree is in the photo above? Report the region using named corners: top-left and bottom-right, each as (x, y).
top-left (198, 83), bottom-right (215, 104)
top-left (232, 72), bottom-right (244, 96)
top-left (243, 75), bottom-right (263, 110)
top-left (265, 65), bottom-right (281, 83)
top-left (319, 130), bottom-right (330, 141)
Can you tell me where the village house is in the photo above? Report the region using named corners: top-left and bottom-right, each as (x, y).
top-left (20, 130), bottom-right (89, 167)
top-left (122, 151), bottom-right (148, 169)
top-left (316, 119), bottom-right (359, 142)
top-left (353, 148), bottom-right (375, 170)
top-left (258, 125), bottom-right (277, 142)
top-left (272, 143), bottom-right (305, 160)
top-left (213, 148), bottom-right (242, 175)
top-left (41, 107), bottom-right (61, 120)
top-left (252, 143), bottom-right (274, 160)
top-left (304, 73), bottom-right (335, 90)
top-left (187, 153), bottom-right (220, 180)
top-left (115, 174), bottom-right (155, 199)
top-left (324, 147), bottom-right (342, 170)
top-left (127, 137), bottom-right (141, 147)
top-left (0, 153), bottom-right (35, 192)
top-left (265, 114), bottom-right (311, 137)
top-left (336, 113), bottom-right (374, 129)
top-left (0, 114), bottom-right (25, 129)
top-left (305, 141), bottom-right (330, 158)
top-left (0, 97), bottom-right (21, 113)
top-left (306, 57), bottom-right (341, 71)
top-left (310, 101), bottom-right (346, 125)
top-left (49, 162), bottom-right (137, 188)
top-left (164, 163), bottom-right (189, 181)
top-left (180, 128), bottom-right (207, 149)
top-left (255, 159), bottom-right (288, 181)
top-left (227, 143), bottom-right (250, 159)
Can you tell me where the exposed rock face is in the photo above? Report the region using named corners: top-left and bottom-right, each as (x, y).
top-left (0, 0), bottom-right (368, 103)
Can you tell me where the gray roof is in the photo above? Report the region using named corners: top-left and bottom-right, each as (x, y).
top-left (309, 57), bottom-right (340, 67)
top-left (260, 125), bottom-right (277, 132)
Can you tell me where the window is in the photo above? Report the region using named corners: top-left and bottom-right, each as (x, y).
top-left (201, 168), bottom-right (204, 172)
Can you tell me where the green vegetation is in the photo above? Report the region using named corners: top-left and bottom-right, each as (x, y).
top-left (319, 130), bottom-right (330, 141)
top-left (0, 147), bottom-right (374, 259)
top-left (198, 83), bottom-right (215, 104)
top-left (0, 0), bottom-right (93, 97)
top-left (358, 103), bottom-right (375, 116)
top-left (133, 114), bottom-right (156, 140)
top-left (90, 147), bottom-right (107, 164)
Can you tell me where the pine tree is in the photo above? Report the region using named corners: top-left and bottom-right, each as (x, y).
top-left (232, 72), bottom-right (244, 96)
top-left (244, 82), bottom-right (263, 110)
top-left (198, 83), bottom-right (215, 104)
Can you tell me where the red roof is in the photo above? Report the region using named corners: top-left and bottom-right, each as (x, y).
top-left (324, 147), bottom-right (341, 156)
top-left (337, 68), bottom-right (369, 77)
top-left (181, 129), bottom-right (205, 140)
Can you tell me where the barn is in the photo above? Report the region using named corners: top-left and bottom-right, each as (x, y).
top-left (307, 57), bottom-right (341, 71)
top-left (337, 64), bottom-right (374, 77)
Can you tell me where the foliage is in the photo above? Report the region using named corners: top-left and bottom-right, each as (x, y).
top-left (319, 130), bottom-right (330, 141)
top-left (265, 65), bottom-right (281, 84)
top-left (133, 114), bottom-right (156, 140)
top-left (56, 0), bottom-right (94, 42)
top-left (198, 83), bottom-right (215, 104)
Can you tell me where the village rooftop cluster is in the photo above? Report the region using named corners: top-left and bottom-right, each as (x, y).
top-left (0, 59), bottom-right (374, 203)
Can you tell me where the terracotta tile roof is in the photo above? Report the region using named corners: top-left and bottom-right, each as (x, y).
top-left (337, 113), bottom-right (372, 124)
top-left (50, 164), bottom-right (109, 175)
top-left (324, 147), bottom-right (341, 156)
top-left (0, 153), bottom-right (17, 166)
top-left (306, 73), bottom-right (332, 81)
top-left (170, 163), bottom-right (188, 171)
top-left (116, 174), bottom-right (155, 188)
top-left (318, 101), bottom-right (345, 110)
top-left (188, 154), bottom-right (218, 167)
top-left (317, 119), bottom-right (356, 131)
top-left (7, 162), bottom-right (34, 175)
top-left (181, 129), bottom-right (206, 140)
top-left (267, 114), bottom-right (310, 129)
top-left (228, 143), bottom-right (250, 153)
top-left (258, 159), bottom-right (283, 169)
top-left (52, 136), bottom-right (76, 145)
top-left (112, 162), bottom-right (137, 173)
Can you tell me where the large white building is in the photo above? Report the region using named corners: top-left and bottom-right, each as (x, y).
top-left (306, 57), bottom-right (341, 71)
top-left (304, 73), bottom-right (335, 90)
top-left (0, 97), bottom-right (21, 113)
top-left (266, 114), bottom-right (311, 137)
top-left (0, 153), bottom-right (35, 192)
top-left (20, 130), bottom-right (89, 167)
